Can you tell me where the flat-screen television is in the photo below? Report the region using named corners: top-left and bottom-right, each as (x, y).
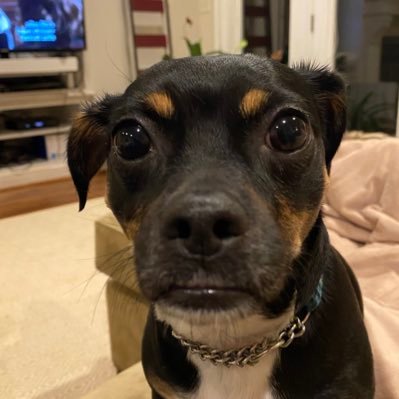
top-left (0, 0), bottom-right (85, 52)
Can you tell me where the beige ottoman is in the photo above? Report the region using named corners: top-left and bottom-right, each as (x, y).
top-left (81, 362), bottom-right (151, 399)
top-left (95, 213), bottom-right (149, 372)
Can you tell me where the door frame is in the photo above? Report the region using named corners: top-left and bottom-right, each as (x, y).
top-left (288, 0), bottom-right (338, 68)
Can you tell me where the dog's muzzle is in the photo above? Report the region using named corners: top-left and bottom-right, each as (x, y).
top-left (135, 178), bottom-right (289, 313)
top-left (156, 190), bottom-right (252, 308)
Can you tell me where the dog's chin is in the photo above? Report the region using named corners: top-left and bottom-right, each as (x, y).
top-left (156, 289), bottom-right (257, 322)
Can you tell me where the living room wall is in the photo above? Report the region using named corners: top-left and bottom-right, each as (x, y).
top-left (82, 0), bottom-right (222, 95)
top-left (83, 0), bottom-right (134, 94)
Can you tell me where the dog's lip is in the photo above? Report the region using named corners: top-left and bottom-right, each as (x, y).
top-left (166, 283), bottom-right (250, 295)
top-left (172, 284), bottom-right (245, 291)
top-left (157, 284), bottom-right (253, 310)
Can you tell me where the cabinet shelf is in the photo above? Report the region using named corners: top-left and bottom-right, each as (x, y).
top-left (0, 89), bottom-right (93, 112)
top-left (0, 55), bottom-right (94, 189)
top-left (0, 124), bottom-right (71, 142)
top-left (0, 159), bottom-right (69, 190)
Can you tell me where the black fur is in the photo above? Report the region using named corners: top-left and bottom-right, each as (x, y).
top-left (67, 55), bottom-right (374, 398)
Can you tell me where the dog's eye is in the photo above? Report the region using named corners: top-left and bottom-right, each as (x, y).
top-left (267, 116), bottom-right (308, 152)
top-left (113, 122), bottom-right (151, 160)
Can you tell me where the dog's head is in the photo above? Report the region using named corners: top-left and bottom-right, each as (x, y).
top-left (68, 55), bottom-right (345, 327)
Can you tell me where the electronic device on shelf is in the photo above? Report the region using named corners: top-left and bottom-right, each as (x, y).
top-left (0, 0), bottom-right (85, 53)
top-left (0, 136), bottom-right (47, 166)
top-left (4, 115), bottom-right (60, 130)
top-left (0, 76), bottom-right (65, 92)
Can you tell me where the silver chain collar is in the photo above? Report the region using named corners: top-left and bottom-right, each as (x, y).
top-left (171, 313), bottom-right (310, 368)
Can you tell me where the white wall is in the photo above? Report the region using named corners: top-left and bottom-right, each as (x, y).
top-left (213, 0), bottom-right (243, 54)
top-left (289, 0), bottom-right (338, 68)
top-left (83, 0), bottom-right (134, 95)
top-left (168, 0), bottom-right (242, 57)
top-left (82, 0), bottom-right (241, 94)
top-left (168, 0), bottom-right (216, 57)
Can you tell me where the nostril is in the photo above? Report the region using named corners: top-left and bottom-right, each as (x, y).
top-left (213, 218), bottom-right (242, 240)
top-left (167, 218), bottom-right (191, 239)
top-left (176, 218), bottom-right (191, 239)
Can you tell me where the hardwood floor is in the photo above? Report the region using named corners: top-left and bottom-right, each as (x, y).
top-left (0, 172), bottom-right (107, 219)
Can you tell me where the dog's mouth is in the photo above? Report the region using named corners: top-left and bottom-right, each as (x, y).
top-left (157, 282), bottom-right (254, 311)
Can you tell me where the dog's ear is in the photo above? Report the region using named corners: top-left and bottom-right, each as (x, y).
top-left (67, 95), bottom-right (117, 211)
top-left (295, 63), bottom-right (347, 169)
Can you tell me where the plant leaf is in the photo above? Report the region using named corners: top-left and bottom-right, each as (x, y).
top-left (184, 38), bottom-right (202, 56)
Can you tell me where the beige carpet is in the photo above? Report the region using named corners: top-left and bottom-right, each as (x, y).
top-left (0, 198), bottom-right (117, 399)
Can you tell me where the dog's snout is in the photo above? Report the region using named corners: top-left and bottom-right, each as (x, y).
top-left (163, 193), bottom-right (248, 257)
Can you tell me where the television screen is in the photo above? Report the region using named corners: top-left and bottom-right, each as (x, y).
top-left (0, 0), bottom-right (85, 52)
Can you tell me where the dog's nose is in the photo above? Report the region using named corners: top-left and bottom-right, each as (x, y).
top-left (163, 193), bottom-right (248, 257)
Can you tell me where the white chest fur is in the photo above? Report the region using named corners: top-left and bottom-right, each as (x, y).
top-left (189, 352), bottom-right (277, 399)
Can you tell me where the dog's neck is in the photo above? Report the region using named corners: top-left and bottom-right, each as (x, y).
top-left (293, 215), bottom-right (330, 313)
top-left (154, 277), bottom-right (323, 399)
top-left (155, 307), bottom-right (293, 399)
top-left (156, 305), bottom-right (295, 351)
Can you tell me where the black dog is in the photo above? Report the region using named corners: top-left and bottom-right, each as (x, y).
top-left (68, 55), bottom-right (374, 398)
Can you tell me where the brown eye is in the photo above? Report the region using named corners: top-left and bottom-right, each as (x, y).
top-left (267, 115), bottom-right (308, 152)
top-left (113, 121), bottom-right (151, 160)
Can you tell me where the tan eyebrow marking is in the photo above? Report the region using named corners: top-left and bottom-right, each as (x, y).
top-left (145, 92), bottom-right (175, 119)
top-left (240, 89), bottom-right (270, 117)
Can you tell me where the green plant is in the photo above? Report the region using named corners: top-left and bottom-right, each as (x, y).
top-left (348, 92), bottom-right (391, 132)
top-left (163, 18), bottom-right (247, 59)
top-left (184, 37), bottom-right (203, 56)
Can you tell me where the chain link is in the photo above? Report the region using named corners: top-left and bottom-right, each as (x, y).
top-left (172, 314), bottom-right (308, 367)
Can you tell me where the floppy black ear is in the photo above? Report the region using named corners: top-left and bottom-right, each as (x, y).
top-left (67, 95), bottom-right (117, 211)
top-left (295, 63), bottom-right (347, 169)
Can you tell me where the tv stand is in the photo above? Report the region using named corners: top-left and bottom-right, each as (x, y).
top-left (0, 55), bottom-right (93, 190)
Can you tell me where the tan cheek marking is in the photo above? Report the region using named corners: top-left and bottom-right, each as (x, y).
top-left (145, 92), bottom-right (175, 119)
top-left (240, 89), bottom-right (270, 118)
top-left (123, 219), bottom-right (142, 240)
top-left (276, 196), bottom-right (319, 256)
top-left (147, 372), bottom-right (179, 399)
top-left (245, 185), bottom-right (303, 253)
top-left (115, 214), bottom-right (143, 241)
top-left (104, 185), bottom-right (144, 240)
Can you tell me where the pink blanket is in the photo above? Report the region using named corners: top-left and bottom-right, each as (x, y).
top-left (324, 137), bottom-right (399, 399)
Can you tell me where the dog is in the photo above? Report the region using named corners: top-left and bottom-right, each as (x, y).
top-left (67, 55), bottom-right (374, 398)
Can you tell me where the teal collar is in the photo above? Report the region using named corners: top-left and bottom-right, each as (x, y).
top-left (300, 276), bottom-right (324, 316)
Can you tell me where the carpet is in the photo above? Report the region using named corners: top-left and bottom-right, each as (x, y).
top-left (0, 198), bottom-right (117, 399)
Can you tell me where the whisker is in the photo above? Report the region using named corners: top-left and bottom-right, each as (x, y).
top-left (91, 278), bottom-right (109, 324)
top-left (105, 39), bottom-right (133, 84)
top-left (63, 270), bottom-right (99, 296)
top-left (78, 270), bottom-right (101, 302)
